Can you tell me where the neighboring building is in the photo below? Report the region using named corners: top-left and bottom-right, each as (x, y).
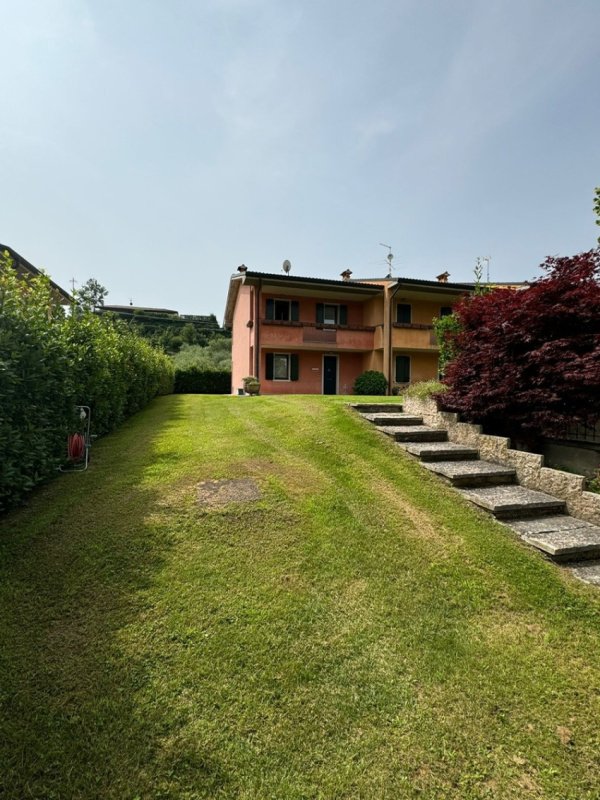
top-left (223, 266), bottom-right (472, 395)
top-left (0, 243), bottom-right (71, 305)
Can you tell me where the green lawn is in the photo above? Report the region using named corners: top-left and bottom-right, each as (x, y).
top-left (1, 394), bottom-right (599, 799)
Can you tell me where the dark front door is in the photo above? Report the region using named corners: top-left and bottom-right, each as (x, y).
top-left (323, 355), bottom-right (337, 395)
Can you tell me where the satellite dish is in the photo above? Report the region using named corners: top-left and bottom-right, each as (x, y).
top-left (282, 259), bottom-right (292, 275)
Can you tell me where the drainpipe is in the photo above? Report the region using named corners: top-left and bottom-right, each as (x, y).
top-left (255, 278), bottom-right (262, 378)
top-left (388, 279), bottom-right (403, 395)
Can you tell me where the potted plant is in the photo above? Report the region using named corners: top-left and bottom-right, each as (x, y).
top-left (242, 376), bottom-right (260, 396)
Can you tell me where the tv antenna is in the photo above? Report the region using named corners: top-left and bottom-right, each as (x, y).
top-left (282, 259), bottom-right (292, 275)
top-left (379, 243), bottom-right (394, 277)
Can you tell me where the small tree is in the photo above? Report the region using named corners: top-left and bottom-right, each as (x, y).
top-left (594, 187), bottom-right (600, 244)
top-left (438, 249), bottom-right (600, 443)
top-left (76, 278), bottom-right (108, 311)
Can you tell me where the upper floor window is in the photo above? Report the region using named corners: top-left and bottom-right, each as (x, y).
top-left (396, 303), bottom-right (412, 324)
top-left (316, 303), bottom-right (348, 325)
top-left (440, 306), bottom-right (453, 317)
top-left (265, 298), bottom-right (299, 322)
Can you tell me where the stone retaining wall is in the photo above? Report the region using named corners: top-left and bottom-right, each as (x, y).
top-left (404, 396), bottom-right (600, 526)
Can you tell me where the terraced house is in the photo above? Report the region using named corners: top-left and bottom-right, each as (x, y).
top-left (224, 266), bottom-right (473, 395)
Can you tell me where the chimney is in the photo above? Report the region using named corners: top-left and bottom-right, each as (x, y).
top-left (436, 271), bottom-right (450, 283)
top-left (237, 264), bottom-right (248, 274)
top-left (340, 269), bottom-right (352, 282)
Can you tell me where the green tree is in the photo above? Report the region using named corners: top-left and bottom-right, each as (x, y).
top-left (76, 278), bottom-right (108, 311)
top-left (594, 187), bottom-right (600, 244)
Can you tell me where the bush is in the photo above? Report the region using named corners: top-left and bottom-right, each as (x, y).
top-left (0, 253), bottom-right (174, 511)
top-left (173, 368), bottom-right (231, 394)
top-left (353, 370), bottom-right (387, 395)
top-left (439, 249), bottom-right (600, 443)
top-left (404, 380), bottom-right (447, 400)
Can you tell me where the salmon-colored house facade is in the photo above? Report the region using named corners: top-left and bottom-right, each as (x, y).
top-left (223, 267), bottom-right (471, 395)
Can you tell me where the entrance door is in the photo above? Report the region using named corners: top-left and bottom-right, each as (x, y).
top-left (323, 355), bottom-right (338, 395)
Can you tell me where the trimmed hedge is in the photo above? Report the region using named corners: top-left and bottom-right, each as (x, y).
top-left (353, 370), bottom-right (387, 395)
top-left (174, 367), bottom-right (231, 394)
top-left (0, 255), bottom-right (174, 511)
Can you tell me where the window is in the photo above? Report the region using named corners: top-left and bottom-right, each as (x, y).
top-left (266, 353), bottom-right (299, 381)
top-left (396, 303), bottom-right (412, 324)
top-left (440, 306), bottom-right (453, 317)
top-left (316, 303), bottom-right (348, 325)
top-left (265, 299), bottom-right (299, 321)
top-left (395, 355), bottom-right (410, 383)
top-left (323, 304), bottom-right (337, 325)
top-left (273, 354), bottom-right (290, 380)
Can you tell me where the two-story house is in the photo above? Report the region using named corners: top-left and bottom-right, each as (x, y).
top-left (223, 266), bottom-right (472, 395)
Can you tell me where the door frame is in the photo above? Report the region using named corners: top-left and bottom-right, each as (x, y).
top-left (322, 353), bottom-right (339, 395)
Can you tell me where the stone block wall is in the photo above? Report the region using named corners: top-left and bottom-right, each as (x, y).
top-left (404, 396), bottom-right (600, 526)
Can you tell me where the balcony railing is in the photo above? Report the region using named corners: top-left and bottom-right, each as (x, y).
top-left (392, 323), bottom-right (438, 349)
top-left (260, 319), bottom-right (376, 350)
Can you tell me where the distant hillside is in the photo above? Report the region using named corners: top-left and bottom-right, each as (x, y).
top-left (97, 305), bottom-right (230, 354)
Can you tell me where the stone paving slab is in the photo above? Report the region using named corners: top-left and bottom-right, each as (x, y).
top-left (565, 560), bottom-right (600, 586)
top-left (422, 459), bottom-right (516, 486)
top-left (400, 441), bottom-right (480, 461)
top-left (521, 528), bottom-right (600, 561)
top-left (378, 426), bottom-right (448, 442)
top-left (507, 515), bottom-right (599, 536)
top-left (362, 413), bottom-right (423, 426)
top-left (351, 403), bottom-right (404, 413)
top-left (459, 485), bottom-right (566, 519)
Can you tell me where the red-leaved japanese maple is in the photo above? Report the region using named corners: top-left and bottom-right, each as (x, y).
top-left (438, 249), bottom-right (600, 443)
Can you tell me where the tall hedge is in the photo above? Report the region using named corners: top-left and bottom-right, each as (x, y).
top-left (0, 255), bottom-right (174, 510)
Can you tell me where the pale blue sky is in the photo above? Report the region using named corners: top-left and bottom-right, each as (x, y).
top-left (1, 0), bottom-right (598, 316)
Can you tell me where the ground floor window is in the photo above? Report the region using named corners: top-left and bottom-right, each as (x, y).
top-left (395, 354), bottom-right (410, 383)
top-left (266, 353), bottom-right (299, 381)
top-left (273, 354), bottom-right (290, 380)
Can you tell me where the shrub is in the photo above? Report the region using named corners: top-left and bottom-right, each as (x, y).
top-left (404, 380), bottom-right (447, 400)
top-left (173, 368), bottom-right (231, 394)
top-left (438, 249), bottom-right (600, 443)
top-left (0, 252), bottom-right (174, 510)
top-left (353, 370), bottom-right (387, 395)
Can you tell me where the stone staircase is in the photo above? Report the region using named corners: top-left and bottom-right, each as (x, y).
top-left (352, 404), bottom-right (600, 585)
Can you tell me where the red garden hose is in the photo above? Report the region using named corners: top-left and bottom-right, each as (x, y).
top-left (67, 433), bottom-right (86, 462)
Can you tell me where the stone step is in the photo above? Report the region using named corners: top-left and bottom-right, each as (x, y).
top-left (400, 441), bottom-right (481, 462)
top-left (362, 413), bottom-right (423, 426)
top-left (378, 425), bottom-right (448, 443)
top-left (422, 459), bottom-right (517, 487)
top-left (506, 516), bottom-right (600, 562)
top-left (351, 403), bottom-right (404, 413)
top-left (565, 560), bottom-right (600, 586)
top-left (459, 485), bottom-right (566, 520)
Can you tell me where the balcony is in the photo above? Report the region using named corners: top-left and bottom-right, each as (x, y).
top-left (260, 319), bottom-right (376, 351)
top-left (392, 323), bottom-right (438, 350)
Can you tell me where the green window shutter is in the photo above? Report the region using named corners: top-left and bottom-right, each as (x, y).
top-left (339, 305), bottom-right (348, 325)
top-left (290, 354), bottom-right (299, 381)
top-left (266, 299), bottom-right (274, 320)
top-left (291, 301), bottom-right (299, 321)
top-left (266, 353), bottom-right (274, 380)
top-left (395, 355), bottom-right (410, 383)
top-left (316, 303), bottom-right (324, 324)
top-left (397, 304), bottom-right (411, 324)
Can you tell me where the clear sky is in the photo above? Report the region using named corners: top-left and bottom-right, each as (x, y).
top-left (2, 0), bottom-right (599, 317)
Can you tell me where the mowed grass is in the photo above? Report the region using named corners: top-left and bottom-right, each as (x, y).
top-left (1, 395), bottom-right (599, 800)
